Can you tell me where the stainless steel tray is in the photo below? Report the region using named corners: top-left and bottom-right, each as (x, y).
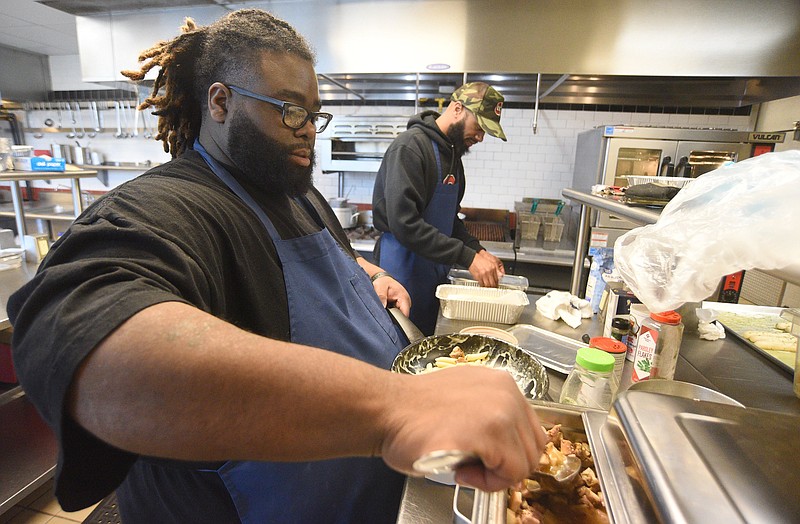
top-left (507, 324), bottom-right (584, 374)
top-left (596, 390), bottom-right (800, 524)
top-left (702, 301), bottom-right (796, 375)
top-left (455, 402), bottom-right (612, 524)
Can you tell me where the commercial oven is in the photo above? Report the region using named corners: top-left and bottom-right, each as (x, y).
top-left (571, 125), bottom-right (783, 235)
top-left (317, 115), bottom-right (408, 173)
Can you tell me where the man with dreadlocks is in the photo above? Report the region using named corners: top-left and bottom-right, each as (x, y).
top-left (7, 9), bottom-right (545, 524)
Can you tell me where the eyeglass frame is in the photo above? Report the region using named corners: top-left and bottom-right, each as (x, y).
top-left (225, 84), bottom-right (333, 133)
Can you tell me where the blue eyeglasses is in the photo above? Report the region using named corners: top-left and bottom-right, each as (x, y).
top-left (226, 84), bottom-right (333, 133)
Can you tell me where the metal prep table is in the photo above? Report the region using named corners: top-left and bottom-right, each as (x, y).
top-left (396, 295), bottom-right (800, 523)
top-left (0, 168), bottom-right (98, 239)
top-left (0, 262), bottom-right (57, 517)
top-left (562, 187), bottom-right (800, 295)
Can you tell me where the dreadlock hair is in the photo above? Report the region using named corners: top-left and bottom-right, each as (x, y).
top-left (121, 9), bottom-right (315, 157)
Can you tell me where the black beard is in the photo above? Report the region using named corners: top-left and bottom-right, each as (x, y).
top-left (227, 110), bottom-right (315, 197)
top-left (445, 118), bottom-right (470, 158)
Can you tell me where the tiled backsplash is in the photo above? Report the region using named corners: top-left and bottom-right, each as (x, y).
top-left (18, 105), bottom-right (756, 210)
top-left (319, 104), bottom-right (756, 210)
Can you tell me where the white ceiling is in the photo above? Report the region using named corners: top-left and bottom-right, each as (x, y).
top-left (0, 0), bottom-right (81, 56)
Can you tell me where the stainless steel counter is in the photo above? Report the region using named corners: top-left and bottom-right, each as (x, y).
top-left (0, 261), bottom-right (38, 329)
top-left (562, 187), bottom-right (800, 291)
top-left (0, 388), bottom-right (57, 516)
top-left (396, 295), bottom-right (800, 523)
top-left (0, 262), bottom-right (55, 518)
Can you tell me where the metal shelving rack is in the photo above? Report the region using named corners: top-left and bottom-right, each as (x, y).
top-left (0, 168), bottom-right (98, 237)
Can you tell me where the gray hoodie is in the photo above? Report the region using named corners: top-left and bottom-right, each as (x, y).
top-left (372, 111), bottom-right (483, 269)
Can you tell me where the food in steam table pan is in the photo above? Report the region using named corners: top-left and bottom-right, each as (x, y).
top-left (508, 424), bottom-right (608, 524)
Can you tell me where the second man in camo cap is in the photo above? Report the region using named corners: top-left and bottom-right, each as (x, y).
top-left (371, 81), bottom-right (507, 335)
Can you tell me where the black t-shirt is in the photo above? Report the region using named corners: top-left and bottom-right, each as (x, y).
top-left (7, 150), bottom-right (359, 516)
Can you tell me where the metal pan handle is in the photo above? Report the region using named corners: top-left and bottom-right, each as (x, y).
top-left (387, 307), bottom-right (425, 344)
top-left (453, 485), bottom-right (507, 524)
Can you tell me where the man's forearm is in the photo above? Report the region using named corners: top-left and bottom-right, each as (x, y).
top-left (68, 301), bottom-right (393, 462)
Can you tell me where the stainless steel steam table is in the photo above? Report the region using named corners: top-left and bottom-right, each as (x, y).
top-left (396, 295), bottom-right (800, 523)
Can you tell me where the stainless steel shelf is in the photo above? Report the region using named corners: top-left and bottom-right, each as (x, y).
top-left (0, 202), bottom-right (76, 221)
top-left (0, 168), bottom-right (98, 238)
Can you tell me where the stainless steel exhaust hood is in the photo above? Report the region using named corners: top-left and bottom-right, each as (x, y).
top-left (59, 0), bottom-right (800, 108)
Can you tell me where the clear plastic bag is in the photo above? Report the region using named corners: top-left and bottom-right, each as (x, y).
top-left (614, 150), bottom-right (800, 313)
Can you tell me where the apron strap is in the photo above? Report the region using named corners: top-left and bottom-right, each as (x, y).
top-left (194, 140), bottom-right (286, 241)
top-left (431, 138), bottom-right (445, 182)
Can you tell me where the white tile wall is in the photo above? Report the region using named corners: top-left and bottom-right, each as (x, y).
top-left (16, 105), bottom-right (756, 208)
top-left (321, 105), bottom-right (756, 209)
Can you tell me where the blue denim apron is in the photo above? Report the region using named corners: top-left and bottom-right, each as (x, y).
top-left (378, 139), bottom-right (459, 335)
top-left (194, 141), bottom-right (406, 523)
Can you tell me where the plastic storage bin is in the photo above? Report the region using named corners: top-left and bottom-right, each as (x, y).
top-left (436, 284), bottom-right (529, 324)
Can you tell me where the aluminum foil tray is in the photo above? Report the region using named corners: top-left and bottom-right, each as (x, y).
top-left (447, 268), bottom-right (529, 291)
top-left (436, 284), bottom-right (528, 324)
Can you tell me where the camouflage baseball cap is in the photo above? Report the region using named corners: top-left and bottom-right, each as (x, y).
top-left (451, 82), bottom-right (507, 141)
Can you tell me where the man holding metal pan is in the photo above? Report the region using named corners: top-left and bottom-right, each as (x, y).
top-left (372, 82), bottom-right (507, 336)
top-left (7, 9), bottom-right (545, 524)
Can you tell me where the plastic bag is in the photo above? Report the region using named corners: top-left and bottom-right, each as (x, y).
top-left (614, 150), bottom-right (800, 313)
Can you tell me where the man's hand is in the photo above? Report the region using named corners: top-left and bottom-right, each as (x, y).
top-left (468, 249), bottom-right (506, 287)
top-left (373, 275), bottom-right (411, 317)
top-left (356, 257), bottom-right (412, 316)
top-left (380, 366), bottom-right (547, 492)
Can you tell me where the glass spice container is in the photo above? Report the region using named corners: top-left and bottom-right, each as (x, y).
top-left (560, 347), bottom-right (616, 411)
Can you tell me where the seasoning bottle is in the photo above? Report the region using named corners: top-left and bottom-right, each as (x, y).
top-left (630, 311), bottom-right (684, 384)
top-left (589, 336), bottom-right (627, 394)
top-left (559, 347), bottom-right (616, 411)
top-left (610, 317), bottom-right (632, 346)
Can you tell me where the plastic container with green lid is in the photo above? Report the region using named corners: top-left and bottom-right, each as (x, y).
top-left (559, 347), bottom-right (616, 410)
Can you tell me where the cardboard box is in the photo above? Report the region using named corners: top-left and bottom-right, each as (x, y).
top-left (13, 156), bottom-right (66, 172)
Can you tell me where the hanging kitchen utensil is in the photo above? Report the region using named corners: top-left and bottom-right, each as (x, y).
top-left (74, 102), bottom-right (85, 139)
top-left (114, 101), bottom-right (124, 139)
top-left (87, 101), bottom-right (98, 138)
top-left (93, 101), bottom-right (102, 134)
top-left (121, 101), bottom-right (132, 138)
top-left (56, 103), bottom-right (64, 131)
top-left (142, 109), bottom-right (153, 139)
top-left (65, 102), bottom-right (76, 139)
top-left (132, 104), bottom-right (140, 138)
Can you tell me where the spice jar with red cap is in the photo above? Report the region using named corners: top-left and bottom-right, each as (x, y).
top-left (589, 336), bottom-right (627, 392)
top-left (630, 310), bottom-right (684, 384)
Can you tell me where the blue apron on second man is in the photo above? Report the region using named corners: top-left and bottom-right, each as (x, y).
top-left (379, 139), bottom-right (460, 336)
top-left (194, 141), bottom-right (407, 523)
